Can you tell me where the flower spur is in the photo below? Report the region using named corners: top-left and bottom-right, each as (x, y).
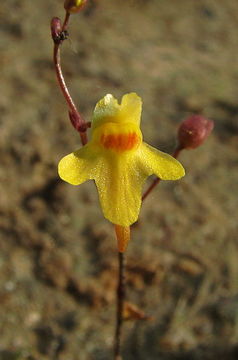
top-left (58, 93), bottom-right (185, 250)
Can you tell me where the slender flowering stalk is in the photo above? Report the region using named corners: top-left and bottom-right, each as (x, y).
top-left (114, 252), bottom-right (126, 359)
top-left (51, 13), bottom-right (88, 145)
top-left (113, 225), bottom-right (130, 358)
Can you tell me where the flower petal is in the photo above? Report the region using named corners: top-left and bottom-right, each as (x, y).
top-left (58, 144), bottom-right (96, 185)
top-left (120, 93), bottom-right (142, 126)
top-left (94, 153), bottom-right (147, 226)
top-left (138, 143), bottom-right (185, 180)
top-left (92, 93), bottom-right (142, 130)
top-left (92, 94), bottom-right (119, 130)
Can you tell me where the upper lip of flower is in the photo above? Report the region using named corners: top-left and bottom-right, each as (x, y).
top-left (58, 92), bottom-right (185, 227)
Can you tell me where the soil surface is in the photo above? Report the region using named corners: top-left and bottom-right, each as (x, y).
top-left (1, 0), bottom-right (238, 359)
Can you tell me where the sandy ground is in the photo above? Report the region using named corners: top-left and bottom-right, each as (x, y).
top-left (0, 0), bottom-right (238, 359)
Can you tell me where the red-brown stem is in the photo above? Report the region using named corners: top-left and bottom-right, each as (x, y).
top-left (142, 145), bottom-right (183, 201)
top-left (62, 11), bottom-right (70, 31)
top-left (114, 252), bottom-right (126, 359)
top-left (53, 12), bottom-right (88, 145)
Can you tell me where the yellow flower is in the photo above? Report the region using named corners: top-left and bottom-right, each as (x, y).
top-left (64, 0), bottom-right (87, 14)
top-left (58, 93), bottom-right (185, 228)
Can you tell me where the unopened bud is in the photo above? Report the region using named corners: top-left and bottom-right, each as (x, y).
top-left (51, 17), bottom-right (62, 43)
top-left (64, 0), bottom-right (87, 14)
top-left (178, 115), bottom-right (214, 150)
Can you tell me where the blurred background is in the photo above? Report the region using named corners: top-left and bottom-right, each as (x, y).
top-left (0, 0), bottom-right (238, 359)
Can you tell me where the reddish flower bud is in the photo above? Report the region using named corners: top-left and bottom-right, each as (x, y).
top-left (64, 0), bottom-right (87, 14)
top-left (178, 115), bottom-right (214, 150)
top-left (51, 17), bottom-right (62, 43)
top-left (50, 17), bottom-right (61, 41)
top-left (51, 17), bottom-right (69, 44)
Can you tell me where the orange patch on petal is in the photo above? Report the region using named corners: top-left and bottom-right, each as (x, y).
top-left (100, 132), bottom-right (140, 152)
